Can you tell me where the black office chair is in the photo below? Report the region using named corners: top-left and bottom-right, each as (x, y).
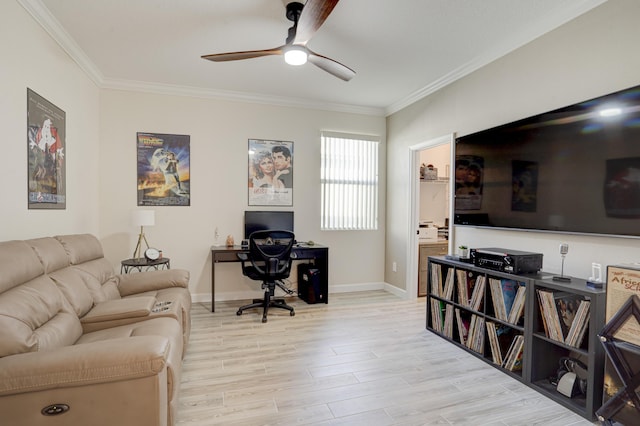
top-left (236, 230), bottom-right (297, 323)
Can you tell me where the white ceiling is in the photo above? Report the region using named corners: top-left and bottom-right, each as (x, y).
top-left (21, 0), bottom-right (606, 116)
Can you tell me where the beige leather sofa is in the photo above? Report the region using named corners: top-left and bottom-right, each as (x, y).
top-left (0, 234), bottom-right (191, 426)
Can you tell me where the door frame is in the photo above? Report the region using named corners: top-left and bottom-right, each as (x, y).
top-left (406, 133), bottom-right (455, 299)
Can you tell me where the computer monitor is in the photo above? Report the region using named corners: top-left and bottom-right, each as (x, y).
top-left (244, 211), bottom-right (294, 239)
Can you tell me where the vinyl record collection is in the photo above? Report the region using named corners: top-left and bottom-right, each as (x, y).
top-left (536, 289), bottom-right (590, 348)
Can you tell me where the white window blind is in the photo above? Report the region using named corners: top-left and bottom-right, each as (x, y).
top-left (321, 132), bottom-right (379, 230)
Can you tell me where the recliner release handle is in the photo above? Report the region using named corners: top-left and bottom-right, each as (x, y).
top-left (41, 404), bottom-right (70, 416)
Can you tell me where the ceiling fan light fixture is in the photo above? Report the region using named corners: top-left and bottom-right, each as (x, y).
top-left (202, 0), bottom-right (355, 80)
top-left (284, 46), bottom-right (308, 66)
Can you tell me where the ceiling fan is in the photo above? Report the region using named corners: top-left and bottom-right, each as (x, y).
top-left (201, 0), bottom-right (355, 81)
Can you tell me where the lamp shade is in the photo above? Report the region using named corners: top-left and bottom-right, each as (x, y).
top-left (132, 209), bottom-right (155, 227)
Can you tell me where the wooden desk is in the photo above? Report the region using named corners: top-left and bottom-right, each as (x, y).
top-left (210, 244), bottom-right (328, 312)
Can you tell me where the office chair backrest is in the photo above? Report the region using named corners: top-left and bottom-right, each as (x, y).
top-left (247, 230), bottom-right (295, 279)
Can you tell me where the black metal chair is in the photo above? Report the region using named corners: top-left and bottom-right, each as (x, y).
top-left (236, 230), bottom-right (297, 323)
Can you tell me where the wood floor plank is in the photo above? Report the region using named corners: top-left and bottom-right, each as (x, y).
top-left (275, 376), bottom-right (410, 412)
top-left (177, 291), bottom-right (596, 425)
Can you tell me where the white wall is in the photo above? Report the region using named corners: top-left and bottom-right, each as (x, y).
top-left (419, 144), bottom-right (449, 179)
top-left (1, 1), bottom-right (386, 303)
top-left (0, 1), bottom-right (100, 240)
top-left (386, 0), bottom-right (640, 290)
top-left (98, 90), bottom-right (386, 301)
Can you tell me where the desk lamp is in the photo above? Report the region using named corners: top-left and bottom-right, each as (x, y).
top-left (132, 209), bottom-right (155, 260)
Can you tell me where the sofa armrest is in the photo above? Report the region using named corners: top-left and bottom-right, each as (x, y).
top-left (79, 297), bottom-right (184, 334)
top-left (80, 297), bottom-right (156, 324)
top-left (0, 336), bottom-right (169, 396)
top-left (117, 269), bottom-right (189, 297)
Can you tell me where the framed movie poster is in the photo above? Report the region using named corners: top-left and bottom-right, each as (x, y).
top-left (454, 155), bottom-right (483, 210)
top-left (27, 89), bottom-right (66, 209)
top-left (137, 132), bottom-right (190, 206)
top-left (604, 157), bottom-right (640, 218)
top-left (512, 160), bottom-right (538, 212)
top-left (248, 139), bottom-right (293, 206)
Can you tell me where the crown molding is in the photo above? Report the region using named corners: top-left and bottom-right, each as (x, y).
top-left (100, 78), bottom-right (385, 116)
top-left (17, 0), bottom-right (104, 86)
top-left (20, 0), bottom-right (606, 118)
top-left (384, 0), bottom-right (608, 116)
top-left (18, 0), bottom-right (384, 117)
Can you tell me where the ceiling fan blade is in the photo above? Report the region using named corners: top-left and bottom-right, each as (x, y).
top-left (293, 0), bottom-right (340, 45)
top-left (308, 50), bottom-right (355, 81)
top-left (202, 46), bottom-right (284, 62)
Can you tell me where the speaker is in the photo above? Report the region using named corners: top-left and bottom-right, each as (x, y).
top-left (298, 264), bottom-right (323, 304)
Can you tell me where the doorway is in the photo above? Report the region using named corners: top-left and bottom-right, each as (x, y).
top-left (406, 134), bottom-right (455, 300)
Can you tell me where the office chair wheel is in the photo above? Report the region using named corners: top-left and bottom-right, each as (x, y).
top-left (262, 316), bottom-right (267, 323)
top-left (236, 310), bottom-right (242, 316)
top-left (290, 311), bottom-right (295, 316)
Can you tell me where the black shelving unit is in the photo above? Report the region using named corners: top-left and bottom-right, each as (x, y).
top-left (529, 275), bottom-right (606, 420)
top-left (426, 256), bottom-right (606, 420)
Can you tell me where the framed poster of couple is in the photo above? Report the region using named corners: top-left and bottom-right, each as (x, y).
top-left (248, 139), bottom-right (293, 206)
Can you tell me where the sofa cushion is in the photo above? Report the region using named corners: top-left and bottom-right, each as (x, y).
top-left (0, 240), bottom-right (82, 357)
top-left (0, 241), bottom-right (44, 294)
top-left (0, 275), bottom-right (82, 357)
top-left (55, 234), bottom-right (104, 265)
top-left (56, 234), bottom-right (123, 301)
top-left (25, 237), bottom-right (69, 273)
top-left (48, 267), bottom-right (95, 317)
top-left (101, 276), bottom-right (122, 300)
top-left (72, 258), bottom-right (120, 302)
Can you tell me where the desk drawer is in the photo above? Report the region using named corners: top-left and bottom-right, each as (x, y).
top-left (213, 251), bottom-right (243, 262)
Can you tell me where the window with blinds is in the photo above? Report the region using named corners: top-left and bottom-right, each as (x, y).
top-left (320, 132), bottom-right (379, 230)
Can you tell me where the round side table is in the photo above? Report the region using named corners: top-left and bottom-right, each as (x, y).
top-left (121, 257), bottom-right (170, 273)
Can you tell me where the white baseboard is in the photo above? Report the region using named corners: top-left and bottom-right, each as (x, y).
top-left (191, 290), bottom-right (276, 304)
top-left (329, 281), bottom-right (385, 293)
top-left (191, 293), bottom-right (213, 303)
top-left (191, 281), bottom-right (404, 303)
top-left (383, 283), bottom-right (407, 298)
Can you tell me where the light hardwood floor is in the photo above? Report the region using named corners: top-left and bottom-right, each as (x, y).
top-left (178, 291), bottom-right (595, 425)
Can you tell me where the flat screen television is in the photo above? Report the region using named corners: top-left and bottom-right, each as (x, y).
top-left (454, 83), bottom-right (640, 238)
top-left (244, 211), bottom-right (294, 238)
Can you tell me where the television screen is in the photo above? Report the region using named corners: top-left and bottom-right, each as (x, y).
top-left (244, 211), bottom-right (294, 238)
top-left (454, 84), bottom-right (640, 238)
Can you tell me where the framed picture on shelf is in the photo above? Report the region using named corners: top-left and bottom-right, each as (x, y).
top-left (606, 265), bottom-right (640, 346)
top-left (248, 139), bottom-right (293, 206)
top-left (27, 88), bottom-right (66, 209)
top-left (136, 132), bottom-right (190, 206)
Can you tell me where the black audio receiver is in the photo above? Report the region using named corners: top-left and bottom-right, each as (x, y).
top-left (470, 247), bottom-right (543, 274)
